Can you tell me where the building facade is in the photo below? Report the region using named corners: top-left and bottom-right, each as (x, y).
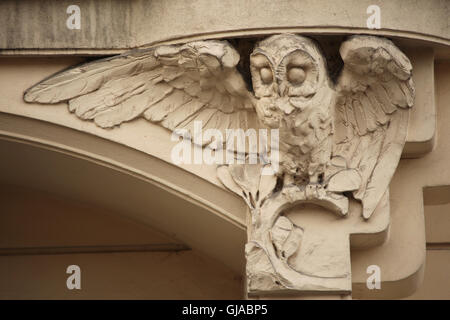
top-left (0, 0), bottom-right (448, 299)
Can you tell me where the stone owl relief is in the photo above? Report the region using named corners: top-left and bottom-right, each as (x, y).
top-left (24, 34), bottom-right (414, 295)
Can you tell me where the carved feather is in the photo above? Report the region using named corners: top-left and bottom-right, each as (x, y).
top-left (24, 40), bottom-right (261, 156)
top-left (334, 35), bottom-right (414, 219)
top-left (24, 51), bottom-right (158, 103)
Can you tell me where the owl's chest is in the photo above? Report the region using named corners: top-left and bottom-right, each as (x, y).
top-left (279, 107), bottom-right (333, 154)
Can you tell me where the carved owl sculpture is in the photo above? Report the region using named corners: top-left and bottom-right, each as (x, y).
top-left (24, 34), bottom-right (414, 219)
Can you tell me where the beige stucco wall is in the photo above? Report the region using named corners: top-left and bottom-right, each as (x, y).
top-left (0, 184), bottom-right (243, 299)
top-left (405, 61), bottom-right (450, 299)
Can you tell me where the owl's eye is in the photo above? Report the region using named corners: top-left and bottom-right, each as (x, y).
top-left (260, 67), bottom-right (273, 84)
top-left (287, 67), bottom-right (306, 85)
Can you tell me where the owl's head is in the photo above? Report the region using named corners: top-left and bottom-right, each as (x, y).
top-left (250, 34), bottom-right (332, 127)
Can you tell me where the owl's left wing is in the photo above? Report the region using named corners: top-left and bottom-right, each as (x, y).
top-left (333, 35), bottom-right (414, 219)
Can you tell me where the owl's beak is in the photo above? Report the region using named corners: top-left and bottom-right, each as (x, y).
top-left (276, 78), bottom-right (286, 96)
top-left (276, 84), bottom-right (282, 96)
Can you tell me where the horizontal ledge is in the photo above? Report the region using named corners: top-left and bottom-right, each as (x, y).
top-left (0, 243), bottom-right (191, 256)
top-left (426, 243), bottom-right (450, 250)
top-left (1, 0), bottom-right (448, 57)
top-left (140, 26), bottom-right (450, 50)
top-left (0, 49), bottom-right (126, 56)
top-left (1, 28), bottom-right (448, 57)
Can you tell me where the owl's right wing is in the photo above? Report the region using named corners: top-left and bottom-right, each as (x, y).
top-left (24, 40), bottom-right (261, 150)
